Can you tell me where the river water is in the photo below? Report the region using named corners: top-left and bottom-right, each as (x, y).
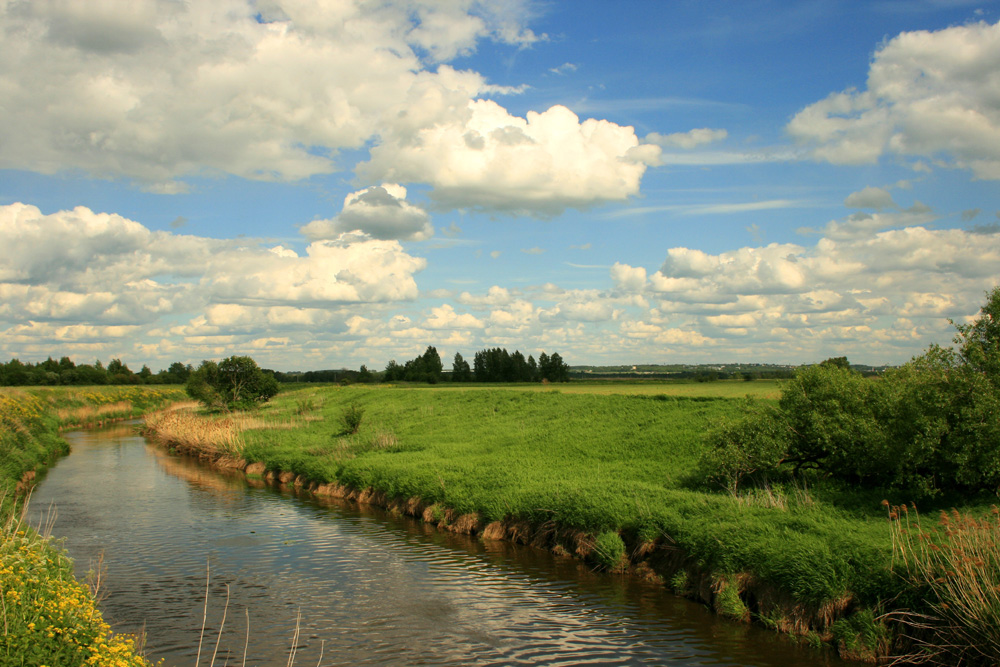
top-left (28, 424), bottom-right (852, 666)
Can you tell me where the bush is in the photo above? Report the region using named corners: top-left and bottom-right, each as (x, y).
top-left (699, 400), bottom-right (789, 491)
top-left (342, 404), bottom-right (364, 434)
top-left (697, 285), bottom-right (1000, 495)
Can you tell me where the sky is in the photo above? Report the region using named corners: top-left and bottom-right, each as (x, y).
top-left (1, 0), bottom-right (999, 372)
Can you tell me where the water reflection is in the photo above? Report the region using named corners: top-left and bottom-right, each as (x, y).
top-left (29, 426), bottom-right (853, 666)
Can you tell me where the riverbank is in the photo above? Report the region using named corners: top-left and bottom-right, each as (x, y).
top-left (140, 382), bottom-right (989, 663)
top-left (0, 385), bottom-right (185, 667)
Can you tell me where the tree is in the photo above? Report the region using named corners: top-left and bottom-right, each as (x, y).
top-left (357, 364), bottom-right (374, 383)
top-left (452, 352), bottom-right (472, 382)
top-left (186, 355), bottom-right (279, 410)
top-left (953, 285), bottom-right (1000, 383)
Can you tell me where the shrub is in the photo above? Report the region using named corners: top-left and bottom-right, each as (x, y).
top-left (342, 404), bottom-right (364, 434)
top-left (696, 285), bottom-right (1000, 494)
top-left (699, 400), bottom-right (789, 492)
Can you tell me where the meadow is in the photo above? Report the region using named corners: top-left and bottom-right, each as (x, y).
top-left (142, 379), bottom-right (1000, 661)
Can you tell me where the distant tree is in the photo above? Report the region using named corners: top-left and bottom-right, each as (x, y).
top-left (383, 359), bottom-right (403, 382)
top-left (166, 362), bottom-right (192, 384)
top-left (820, 356), bottom-right (850, 369)
top-left (186, 355), bottom-right (279, 410)
top-left (452, 352), bottom-right (472, 382)
top-left (357, 364), bottom-right (374, 383)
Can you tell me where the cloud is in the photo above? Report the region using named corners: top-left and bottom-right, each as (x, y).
top-left (359, 101), bottom-right (660, 215)
top-left (521, 246), bottom-right (545, 255)
top-left (789, 19), bottom-right (1000, 179)
top-left (549, 62), bottom-right (577, 75)
top-left (845, 186), bottom-right (896, 209)
top-left (0, 202), bottom-right (427, 331)
top-left (300, 184), bottom-right (433, 242)
top-left (424, 304), bottom-right (483, 329)
top-left (611, 262), bottom-right (647, 292)
top-left (0, 0), bottom-right (536, 186)
top-left (646, 128), bottom-right (728, 149)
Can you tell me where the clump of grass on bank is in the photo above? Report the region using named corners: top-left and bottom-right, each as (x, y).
top-left (142, 406), bottom-right (301, 462)
top-left (1, 495), bottom-right (155, 667)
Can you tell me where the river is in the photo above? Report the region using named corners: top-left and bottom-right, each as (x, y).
top-left (28, 424), bottom-right (851, 666)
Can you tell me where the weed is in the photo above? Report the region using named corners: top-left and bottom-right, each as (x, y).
top-left (670, 570), bottom-right (689, 595)
top-left (713, 576), bottom-right (749, 622)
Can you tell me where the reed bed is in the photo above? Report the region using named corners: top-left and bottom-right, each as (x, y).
top-left (143, 407), bottom-right (302, 459)
top-left (887, 503), bottom-right (1000, 665)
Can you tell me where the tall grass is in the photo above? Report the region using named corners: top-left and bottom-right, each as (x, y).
top-left (887, 503), bottom-right (1000, 665)
top-left (143, 405), bottom-right (301, 461)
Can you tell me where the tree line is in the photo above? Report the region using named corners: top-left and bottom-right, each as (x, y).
top-left (376, 346), bottom-right (570, 384)
top-left (0, 356), bottom-right (196, 386)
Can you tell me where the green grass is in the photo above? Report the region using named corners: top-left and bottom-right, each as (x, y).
top-left (239, 387), bottom-right (897, 603)
top-left (395, 378), bottom-right (786, 399)
top-left (154, 382), bottom-right (1000, 656)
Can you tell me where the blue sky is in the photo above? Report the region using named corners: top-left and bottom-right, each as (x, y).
top-left (1, 0), bottom-right (999, 371)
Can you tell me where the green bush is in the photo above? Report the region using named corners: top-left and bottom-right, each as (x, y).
top-left (342, 404), bottom-right (364, 434)
top-left (698, 285), bottom-right (1000, 495)
top-left (699, 400), bottom-right (789, 491)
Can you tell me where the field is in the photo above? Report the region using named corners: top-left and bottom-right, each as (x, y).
top-left (407, 378), bottom-right (786, 398)
top-left (142, 379), bottom-right (1000, 660)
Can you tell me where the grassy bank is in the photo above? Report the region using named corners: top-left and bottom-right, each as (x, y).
top-left (140, 381), bottom-right (1000, 661)
top-left (0, 385), bottom-right (184, 667)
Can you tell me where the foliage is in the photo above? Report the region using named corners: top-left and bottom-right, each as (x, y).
top-left (186, 356), bottom-right (279, 410)
top-left (698, 400), bottom-right (790, 492)
top-left (451, 352), bottom-right (473, 382)
top-left (383, 346), bottom-right (443, 383)
top-left (888, 504), bottom-right (1000, 666)
top-left (699, 285), bottom-right (1000, 494)
top-left (0, 355), bottom-right (195, 386)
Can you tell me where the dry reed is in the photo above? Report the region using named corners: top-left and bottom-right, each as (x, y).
top-left (885, 503), bottom-right (1000, 666)
top-left (143, 408), bottom-right (300, 458)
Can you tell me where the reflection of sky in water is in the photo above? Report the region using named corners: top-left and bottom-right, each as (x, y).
top-left (29, 428), bottom-right (849, 667)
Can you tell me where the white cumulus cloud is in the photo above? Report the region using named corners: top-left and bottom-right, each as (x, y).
top-left (300, 184), bottom-right (433, 242)
top-left (359, 101), bottom-right (660, 215)
top-left (789, 19), bottom-right (1000, 179)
